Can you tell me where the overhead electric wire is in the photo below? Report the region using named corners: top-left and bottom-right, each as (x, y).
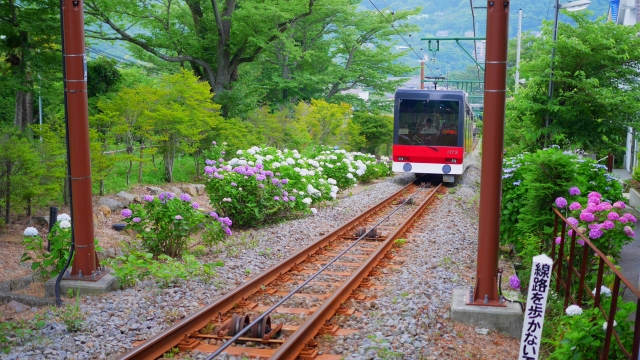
top-left (366, 0), bottom-right (438, 76)
top-left (469, 0), bottom-right (482, 81)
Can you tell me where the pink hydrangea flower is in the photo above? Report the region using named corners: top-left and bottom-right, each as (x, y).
top-left (175, 215), bottom-right (183, 220)
top-left (601, 221), bottom-right (615, 230)
top-left (588, 191), bottom-right (602, 200)
top-left (569, 202), bottom-right (582, 211)
top-left (624, 226), bottom-right (635, 237)
top-left (567, 217), bottom-right (579, 227)
top-left (580, 212), bottom-right (595, 222)
top-left (619, 217), bottom-right (629, 224)
top-left (555, 236), bottom-right (562, 245)
top-left (613, 201), bottom-right (626, 209)
top-left (608, 212), bottom-right (620, 221)
top-left (623, 213), bottom-right (637, 223)
top-left (600, 202), bottom-right (612, 211)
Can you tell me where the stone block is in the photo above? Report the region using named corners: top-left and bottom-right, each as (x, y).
top-left (194, 184), bottom-right (206, 195)
top-left (168, 186), bottom-right (182, 195)
top-left (44, 274), bottom-right (118, 299)
top-left (27, 216), bottom-right (49, 227)
top-left (116, 191), bottom-right (139, 206)
top-left (98, 197), bottom-right (124, 211)
top-left (180, 184), bottom-right (198, 197)
top-left (630, 188), bottom-right (640, 211)
top-left (97, 205), bottom-right (111, 217)
top-left (146, 186), bottom-right (163, 195)
top-left (450, 288), bottom-right (524, 338)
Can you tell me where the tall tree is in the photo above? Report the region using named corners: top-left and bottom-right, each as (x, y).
top-left (0, 0), bottom-right (61, 128)
top-left (84, 0), bottom-right (317, 110)
top-left (505, 12), bottom-right (640, 154)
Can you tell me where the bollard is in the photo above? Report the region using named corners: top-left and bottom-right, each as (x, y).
top-left (48, 206), bottom-right (58, 251)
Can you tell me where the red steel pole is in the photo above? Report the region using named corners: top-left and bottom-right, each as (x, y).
top-left (472, 0), bottom-right (509, 306)
top-left (61, 0), bottom-right (97, 277)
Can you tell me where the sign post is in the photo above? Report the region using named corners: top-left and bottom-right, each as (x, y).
top-left (518, 254), bottom-right (553, 360)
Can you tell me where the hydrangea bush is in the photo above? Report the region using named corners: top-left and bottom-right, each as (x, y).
top-left (121, 192), bottom-right (231, 258)
top-left (553, 189), bottom-right (636, 260)
top-left (500, 147), bottom-right (623, 252)
top-left (204, 143), bottom-right (392, 227)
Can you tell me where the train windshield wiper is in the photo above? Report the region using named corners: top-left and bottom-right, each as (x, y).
top-left (426, 145), bottom-right (439, 152)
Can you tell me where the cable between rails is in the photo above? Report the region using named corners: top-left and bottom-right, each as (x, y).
top-left (206, 183), bottom-right (429, 359)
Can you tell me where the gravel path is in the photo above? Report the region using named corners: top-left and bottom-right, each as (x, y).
top-left (1, 174), bottom-right (415, 360)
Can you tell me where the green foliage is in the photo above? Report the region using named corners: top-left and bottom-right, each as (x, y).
top-left (53, 296), bottom-right (86, 332)
top-left (352, 112), bottom-right (393, 155)
top-left (516, 234), bottom-right (542, 289)
top-left (87, 57), bottom-right (121, 98)
top-left (505, 12), bottom-right (640, 154)
top-left (0, 312), bottom-right (47, 354)
top-left (106, 250), bottom-right (224, 288)
top-left (549, 297), bottom-right (636, 359)
top-left (121, 194), bottom-right (229, 258)
top-left (21, 218), bottom-right (103, 280)
top-left (500, 147), bottom-right (623, 253)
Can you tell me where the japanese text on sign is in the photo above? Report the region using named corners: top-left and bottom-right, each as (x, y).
top-left (518, 254), bottom-right (553, 360)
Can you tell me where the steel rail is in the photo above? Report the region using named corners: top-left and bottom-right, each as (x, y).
top-left (118, 183), bottom-right (414, 360)
top-left (272, 184), bottom-right (442, 359)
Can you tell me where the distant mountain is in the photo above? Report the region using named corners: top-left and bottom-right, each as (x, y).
top-left (360, 0), bottom-right (610, 73)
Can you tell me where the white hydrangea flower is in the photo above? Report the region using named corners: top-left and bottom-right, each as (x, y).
top-left (229, 158), bottom-right (239, 165)
top-left (308, 170), bottom-right (315, 176)
top-left (248, 161), bottom-right (255, 166)
top-left (603, 320), bottom-right (617, 331)
top-left (300, 169), bottom-right (309, 176)
top-left (286, 158), bottom-right (295, 165)
top-left (310, 208), bottom-right (317, 215)
top-left (328, 178), bottom-right (337, 185)
top-left (565, 305), bottom-right (583, 316)
top-left (24, 227), bottom-right (39, 236)
top-left (343, 159), bottom-right (351, 164)
top-left (302, 198), bottom-right (312, 205)
top-left (238, 160), bottom-right (248, 166)
top-left (331, 186), bottom-right (339, 193)
top-left (294, 153), bottom-right (301, 159)
top-left (59, 220), bottom-right (71, 229)
top-left (593, 286), bottom-right (612, 297)
top-left (272, 162), bottom-right (281, 168)
top-left (347, 173), bottom-right (354, 179)
top-left (297, 159), bottom-right (305, 164)
top-left (265, 155), bottom-right (274, 161)
top-left (299, 191), bottom-right (305, 195)
top-left (330, 192), bottom-right (337, 199)
top-left (246, 148), bottom-right (256, 155)
top-left (319, 179), bottom-right (326, 183)
top-left (327, 164), bottom-right (334, 168)
top-left (236, 150), bottom-right (243, 155)
top-left (256, 158), bottom-right (263, 164)
top-left (57, 214), bottom-right (71, 222)
top-left (292, 149), bottom-right (299, 154)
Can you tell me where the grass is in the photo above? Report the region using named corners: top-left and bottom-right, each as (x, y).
top-left (97, 151), bottom-right (199, 195)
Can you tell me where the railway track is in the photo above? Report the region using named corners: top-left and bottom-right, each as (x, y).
top-left (119, 182), bottom-right (442, 359)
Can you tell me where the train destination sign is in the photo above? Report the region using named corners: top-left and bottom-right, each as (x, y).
top-left (518, 254), bottom-right (553, 360)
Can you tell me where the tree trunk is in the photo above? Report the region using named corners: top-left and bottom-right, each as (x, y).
top-left (126, 159), bottom-right (133, 186)
top-left (5, 161), bottom-right (11, 225)
top-left (100, 179), bottom-right (105, 196)
top-left (26, 197), bottom-right (31, 216)
top-left (164, 139), bottom-right (176, 183)
top-left (138, 145), bottom-right (144, 183)
top-left (63, 175), bottom-right (69, 206)
top-left (193, 149), bottom-right (201, 179)
top-left (14, 91), bottom-right (34, 131)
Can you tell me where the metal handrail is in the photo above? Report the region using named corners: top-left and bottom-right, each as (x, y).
top-left (551, 208), bottom-right (640, 359)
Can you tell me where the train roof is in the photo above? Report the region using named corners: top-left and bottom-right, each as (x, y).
top-left (394, 89), bottom-right (467, 101)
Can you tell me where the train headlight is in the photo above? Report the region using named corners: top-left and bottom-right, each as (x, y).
top-left (398, 157), bottom-right (409, 161)
top-left (442, 165), bottom-right (451, 174)
top-left (445, 158), bottom-right (457, 163)
top-left (403, 163), bottom-right (412, 172)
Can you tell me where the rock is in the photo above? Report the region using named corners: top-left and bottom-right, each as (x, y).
top-left (115, 191), bottom-right (139, 206)
top-left (168, 186), bottom-right (182, 195)
top-left (146, 186), bottom-right (163, 195)
top-left (93, 213), bottom-right (98, 228)
top-left (98, 198), bottom-right (124, 212)
top-left (180, 184), bottom-right (198, 197)
top-left (97, 205), bottom-right (111, 217)
top-left (7, 300), bottom-right (27, 313)
top-left (27, 216), bottom-right (49, 227)
top-left (194, 184), bottom-right (206, 195)
top-left (475, 328), bottom-right (489, 335)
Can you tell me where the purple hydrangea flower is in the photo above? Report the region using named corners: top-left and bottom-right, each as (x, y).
top-left (175, 215), bottom-right (183, 220)
top-left (273, 196), bottom-right (280, 201)
top-left (589, 228), bottom-right (604, 239)
top-left (608, 212), bottom-right (620, 221)
top-left (509, 275), bottom-right (520, 290)
top-left (569, 202), bottom-right (582, 211)
top-left (224, 227), bottom-right (233, 236)
top-left (555, 197), bottom-right (568, 208)
top-left (569, 187), bottom-right (581, 196)
top-left (588, 223), bottom-right (601, 230)
top-left (568, 229), bottom-right (574, 237)
top-left (602, 220), bottom-right (615, 230)
top-left (283, 196), bottom-right (289, 202)
top-left (210, 211), bottom-right (219, 219)
top-left (205, 166), bottom-right (215, 175)
top-left (613, 201), bottom-right (626, 209)
top-left (212, 141), bottom-right (217, 145)
top-left (230, 182), bottom-right (237, 187)
top-left (272, 178), bottom-right (280, 185)
top-left (143, 195), bottom-right (154, 202)
top-left (179, 193), bottom-right (192, 202)
top-left (221, 151), bottom-right (226, 154)
top-left (577, 239), bottom-right (585, 246)
top-left (218, 217), bottom-right (232, 227)
top-left (121, 209), bottom-right (132, 218)
top-left (159, 192), bottom-right (176, 202)
top-left (281, 179), bottom-right (289, 184)
top-left (555, 236), bottom-right (562, 245)
top-left (567, 217), bottom-right (579, 227)
top-left (580, 212), bottom-right (595, 222)
top-left (191, 202), bottom-right (200, 209)
top-left (132, 217), bottom-right (141, 223)
top-left (290, 196), bottom-right (296, 201)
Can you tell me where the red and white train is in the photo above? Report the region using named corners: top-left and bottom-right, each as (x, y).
top-left (392, 89), bottom-right (475, 183)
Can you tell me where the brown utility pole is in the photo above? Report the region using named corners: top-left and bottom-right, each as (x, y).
top-left (420, 61), bottom-right (425, 89)
top-left (471, 0), bottom-right (509, 306)
top-left (61, 0), bottom-right (98, 278)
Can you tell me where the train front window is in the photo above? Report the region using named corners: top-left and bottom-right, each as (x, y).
top-left (397, 99), bottom-right (460, 147)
